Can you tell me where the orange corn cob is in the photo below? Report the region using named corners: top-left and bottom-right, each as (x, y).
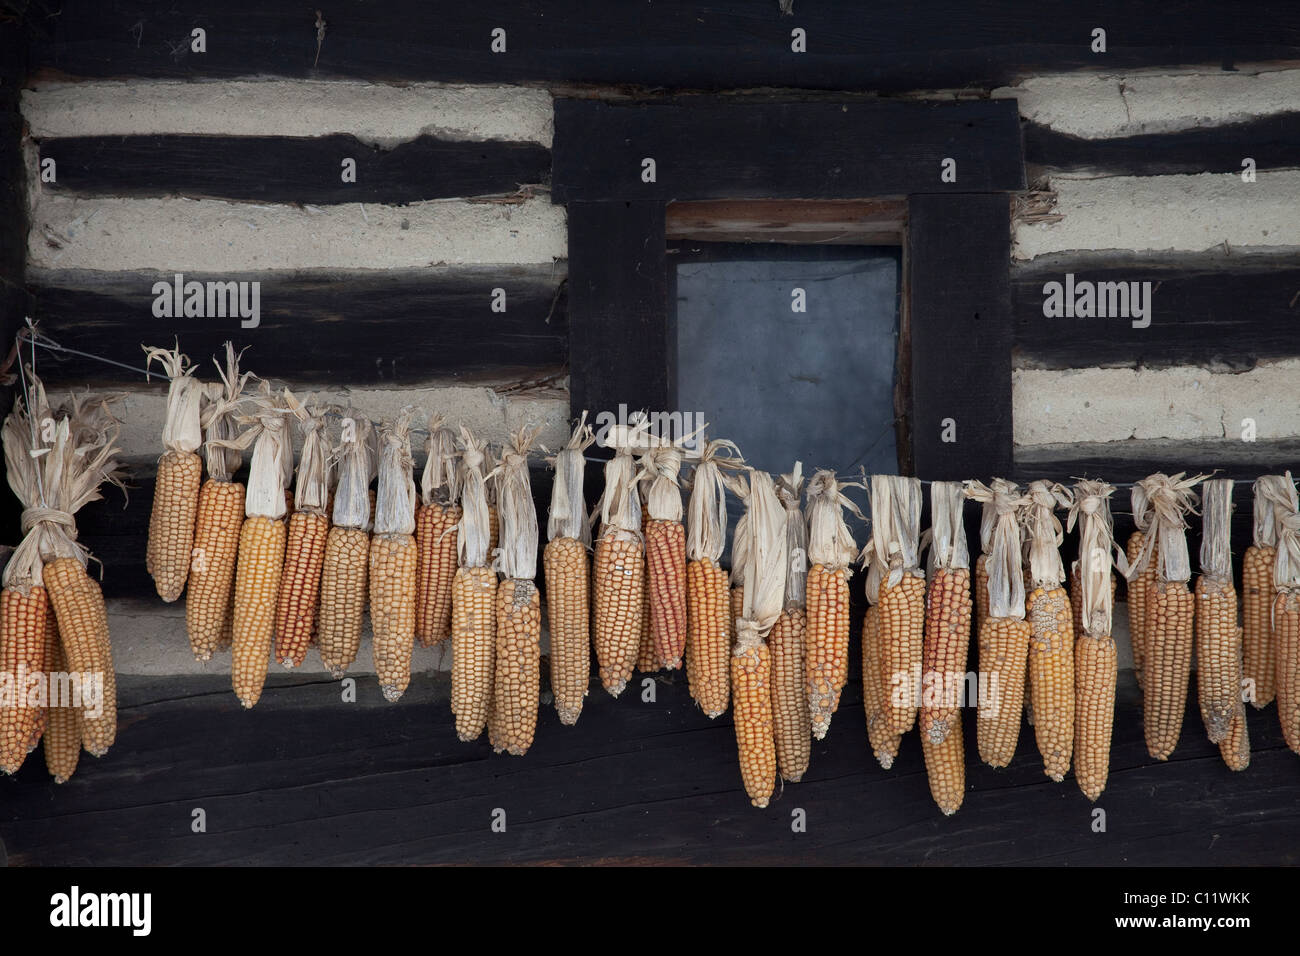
top-left (636, 559), bottom-right (656, 673)
top-left (317, 526), bottom-right (368, 678)
top-left (45, 557), bottom-right (117, 757)
top-left (806, 564), bottom-right (849, 739)
top-left (544, 536), bottom-right (589, 725)
top-left (975, 553), bottom-right (989, 632)
top-left (732, 640), bottom-right (776, 808)
top-left (148, 449), bottom-right (203, 602)
top-left (1126, 531), bottom-right (1157, 690)
top-left (1218, 703), bottom-right (1251, 771)
top-left (646, 519), bottom-right (687, 669)
top-left (1242, 544), bottom-right (1276, 708)
top-left (231, 515), bottom-right (286, 709)
top-left (451, 565), bottom-right (497, 741)
top-left (863, 603), bottom-right (901, 768)
top-left (1026, 586), bottom-right (1075, 781)
top-left (686, 558), bottom-right (731, 717)
top-left (770, 607), bottom-right (810, 783)
top-left (1074, 631), bottom-right (1118, 800)
top-left (976, 616), bottom-right (1031, 768)
top-left (921, 567), bottom-right (972, 743)
top-left (880, 572), bottom-right (926, 736)
top-left (370, 533), bottom-right (417, 702)
top-left (1275, 591), bottom-right (1300, 752)
top-left (492, 578), bottom-right (541, 755)
top-left (593, 536), bottom-right (644, 697)
top-left (274, 511), bottom-right (329, 668)
top-left (415, 502), bottom-right (460, 647)
top-left (922, 714), bottom-right (965, 816)
top-left (42, 634), bottom-right (81, 784)
top-left (185, 479), bottom-right (245, 661)
top-left (0, 586), bottom-right (50, 774)
top-left (1144, 580), bottom-right (1194, 760)
top-left (1195, 575), bottom-right (1241, 744)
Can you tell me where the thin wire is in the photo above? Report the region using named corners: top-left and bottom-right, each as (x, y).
top-left (18, 326), bottom-right (165, 382)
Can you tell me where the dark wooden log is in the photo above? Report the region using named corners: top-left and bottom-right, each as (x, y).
top-left (908, 194), bottom-right (1014, 480)
top-left (552, 98), bottom-right (1025, 202)
top-left (21, 0), bottom-right (1298, 91)
top-left (26, 267), bottom-right (568, 387)
top-left (1012, 253), bottom-right (1300, 371)
top-left (36, 135), bottom-right (550, 204)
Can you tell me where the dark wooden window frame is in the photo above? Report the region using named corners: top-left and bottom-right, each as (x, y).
top-left (553, 96), bottom-right (1025, 480)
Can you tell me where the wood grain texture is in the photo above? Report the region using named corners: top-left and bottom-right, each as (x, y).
top-left (665, 198), bottom-right (906, 245)
top-left (908, 194), bottom-right (1013, 480)
top-left (26, 267), bottom-right (568, 386)
top-left (1, 669), bottom-right (1296, 865)
top-left (552, 98), bottom-right (1025, 202)
top-left (1013, 253), bottom-right (1300, 371)
top-left (36, 135), bottom-right (551, 204)
top-left (20, 0), bottom-right (1298, 90)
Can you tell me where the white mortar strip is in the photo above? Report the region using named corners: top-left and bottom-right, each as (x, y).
top-left (1013, 170), bottom-right (1300, 260)
top-left (1013, 360), bottom-right (1300, 446)
top-left (28, 194), bottom-right (568, 271)
top-left (22, 79), bottom-right (554, 147)
top-left (994, 68), bottom-right (1300, 140)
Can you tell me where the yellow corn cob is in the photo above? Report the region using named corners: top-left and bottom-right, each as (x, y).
top-left (45, 557), bottom-right (117, 757)
top-left (185, 479), bottom-right (245, 661)
top-left (1218, 703), bottom-right (1251, 771)
top-left (274, 511), bottom-right (329, 668)
top-left (732, 639), bottom-right (776, 808)
top-left (921, 714), bottom-right (965, 815)
top-left (880, 572), bottom-right (926, 736)
top-left (492, 578), bottom-right (541, 756)
top-left (1275, 591), bottom-right (1300, 752)
top-left (415, 502), bottom-right (460, 647)
top-left (646, 519), bottom-right (687, 669)
top-left (317, 526), bottom-right (368, 678)
top-left (921, 567), bottom-right (972, 744)
top-left (975, 553), bottom-right (989, 632)
top-left (1195, 576), bottom-right (1240, 744)
top-left (544, 536), bottom-right (589, 725)
top-left (30, 596), bottom-right (63, 754)
top-left (488, 503), bottom-right (500, 559)
top-left (593, 535), bottom-right (644, 697)
top-left (1242, 544), bottom-right (1276, 708)
top-left (730, 585), bottom-right (744, 643)
top-left (231, 515), bottom-right (286, 709)
top-left (1143, 580), bottom-right (1194, 760)
top-left (370, 533), bottom-right (417, 702)
top-left (148, 448), bottom-right (203, 603)
top-left (636, 559), bottom-right (656, 672)
top-left (976, 616), bottom-right (1031, 768)
top-left (806, 563), bottom-right (849, 739)
top-left (1074, 632), bottom-right (1118, 800)
top-left (0, 585), bottom-right (49, 774)
top-left (42, 634), bottom-right (81, 784)
top-left (770, 607), bottom-right (810, 783)
top-left (686, 558), bottom-right (731, 717)
top-left (1026, 586), bottom-right (1075, 781)
top-left (1126, 531), bottom-right (1157, 690)
top-left (451, 565), bottom-right (497, 741)
top-left (863, 604), bottom-right (901, 768)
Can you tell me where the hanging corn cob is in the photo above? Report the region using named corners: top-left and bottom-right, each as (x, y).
top-left (1020, 480), bottom-right (1076, 782)
top-left (451, 430), bottom-right (497, 741)
top-left (867, 474), bottom-right (925, 737)
top-left (544, 416), bottom-right (595, 726)
top-left (861, 586), bottom-right (901, 769)
top-left (1243, 477), bottom-right (1281, 709)
top-left (804, 469), bottom-right (864, 739)
top-left (318, 415), bottom-right (376, 679)
top-left (1195, 479), bottom-right (1244, 749)
top-left (42, 631), bottom-right (81, 784)
top-left (771, 463), bottom-right (810, 783)
top-left (920, 481), bottom-right (973, 746)
top-left (369, 410), bottom-right (418, 702)
top-left (965, 479), bottom-right (1030, 768)
top-left (729, 468), bottom-right (786, 808)
top-left (973, 484), bottom-right (1010, 633)
top-left (415, 417), bottom-right (461, 648)
top-left (491, 427), bottom-right (543, 756)
top-left (592, 424), bottom-right (647, 697)
top-left (186, 343), bottom-right (250, 661)
top-left (685, 437), bottom-right (742, 718)
top-left (1126, 489), bottom-right (1157, 691)
top-left (274, 394), bottom-right (332, 668)
top-left (1127, 472), bottom-right (1205, 760)
top-left (642, 441), bottom-right (689, 670)
top-left (1066, 480), bottom-right (1121, 801)
top-left (143, 344), bottom-right (204, 602)
top-left (635, 474), bottom-right (657, 674)
top-left (1267, 473), bottom-right (1300, 753)
top-left (485, 444), bottom-right (501, 560)
top-left (227, 386), bottom-right (292, 709)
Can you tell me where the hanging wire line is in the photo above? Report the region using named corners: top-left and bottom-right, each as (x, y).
top-left (6, 325), bottom-right (1272, 492)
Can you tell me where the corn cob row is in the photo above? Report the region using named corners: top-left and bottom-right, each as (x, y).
top-left (805, 469), bottom-right (863, 739)
top-left (415, 419), bottom-right (461, 648)
top-left (1130, 472), bottom-right (1205, 760)
top-left (1265, 473), bottom-right (1300, 751)
top-left (318, 415), bottom-right (376, 679)
top-left (592, 424), bottom-right (647, 697)
top-left (1244, 477), bottom-right (1283, 708)
top-left (545, 417), bottom-right (595, 726)
top-left (1195, 480), bottom-right (1244, 745)
top-left (451, 431), bottom-right (497, 741)
top-left (921, 481), bottom-right (973, 745)
top-left (867, 474), bottom-right (926, 736)
top-left (143, 344), bottom-right (204, 603)
top-left (771, 464), bottom-right (810, 783)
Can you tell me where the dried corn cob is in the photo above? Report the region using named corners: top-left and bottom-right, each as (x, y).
top-left (921, 481), bottom-right (973, 745)
top-left (485, 444), bottom-right (501, 560)
top-left (318, 415), bottom-right (376, 678)
top-left (1195, 480), bottom-right (1242, 745)
top-left (415, 418), bottom-right (461, 648)
top-left (771, 465), bottom-right (810, 783)
top-left (1126, 485), bottom-right (1158, 691)
top-left (730, 469), bottom-right (786, 808)
top-left (868, 474), bottom-right (925, 736)
top-left (1243, 477), bottom-right (1281, 708)
top-left (275, 394), bottom-right (332, 668)
top-left (1130, 472), bottom-right (1205, 760)
top-left (46, 557), bottom-right (117, 757)
top-left (592, 424), bottom-right (647, 697)
top-left (1267, 473), bottom-right (1300, 752)
top-left (545, 417), bottom-right (595, 726)
top-left (369, 411), bottom-right (418, 702)
top-left (1066, 480), bottom-right (1121, 801)
top-left (0, 585), bottom-right (49, 774)
top-left (143, 344), bottom-right (204, 602)
top-left (635, 496), bottom-right (656, 673)
top-left (641, 443), bottom-right (688, 670)
top-left (1219, 704), bottom-right (1251, 771)
top-left (805, 469), bottom-right (863, 739)
top-left (921, 716), bottom-right (965, 816)
top-left (230, 387), bottom-right (292, 708)
top-left (490, 427), bottom-right (543, 756)
top-left (975, 555), bottom-right (989, 634)
top-left (42, 633), bottom-right (81, 784)
top-left (451, 431), bottom-right (497, 741)
top-left (862, 603), bottom-right (901, 768)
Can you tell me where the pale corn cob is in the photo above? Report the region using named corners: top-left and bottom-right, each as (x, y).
top-left (186, 479), bottom-right (245, 660)
top-left (770, 607), bottom-right (809, 782)
top-left (1074, 632), bottom-right (1117, 800)
top-left (370, 533), bottom-right (417, 701)
top-left (1242, 545), bottom-right (1276, 708)
top-left (730, 585), bottom-right (744, 643)
top-left (493, 578), bottom-right (541, 755)
top-left (452, 565), bottom-right (497, 740)
top-left (275, 511), bottom-right (328, 667)
top-left (1276, 590), bottom-right (1300, 751)
top-left (922, 714), bottom-right (965, 815)
top-left (862, 604), bottom-right (901, 768)
top-left (232, 515), bottom-right (286, 708)
top-left (880, 572), bottom-right (926, 735)
top-left (733, 639), bottom-right (776, 807)
top-left (592, 431), bottom-right (645, 697)
top-left (976, 617), bottom-right (1031, 767)
top-left (922, 567), bottom-right (973, 744)
top-left (1195, 575), bottom-right (1241, 744)
top-left (1145, 580), bottom-right (1195, 759)
top-left (1126, 530), bottom-right (1156, 691)
top-left (1218, 702), bottom-right (1251, 771)
top-left (45, 557), bottom-right (117, 757)
top-left (1026, 586), bottom-right (1075, 781)
top-left (545, 536), bottom-right (589, 725)
top-left (43, 634), bottom-right (81, 784)
top-left (0, 585), bottom-right (49, 774)
top-left (686, 559), bottom-right (731, 718)
top-left (415, 419), bottom-right (461, 648)
top-left (318, 527), bottom-right (368, 677)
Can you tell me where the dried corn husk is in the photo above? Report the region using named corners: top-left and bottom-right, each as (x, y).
top-left (1066, 480), bottom-right (1121, 637)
